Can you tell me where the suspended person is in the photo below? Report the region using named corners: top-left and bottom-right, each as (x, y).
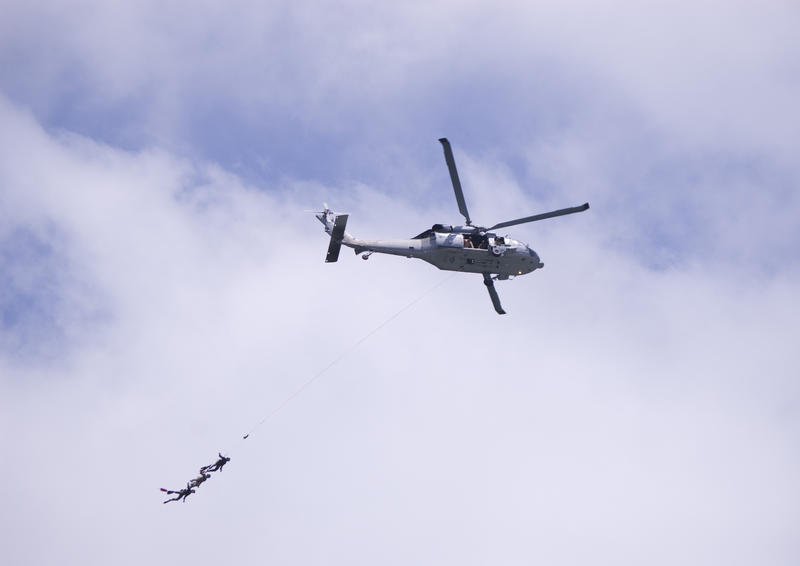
top-left (189, 472), bottom-right (211, 489)
top-left (161, 483), bottom-right (195, 504)
top-left (201, 453), bottom-right (231, 473)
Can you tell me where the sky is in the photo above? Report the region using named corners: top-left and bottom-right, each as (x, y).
top-left (1, 1), bottom-right (799, 564)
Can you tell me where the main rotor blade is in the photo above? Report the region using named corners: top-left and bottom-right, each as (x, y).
top-left (482, 273), bottom-right (506, 315)
top-left (439, 138), bottom-right (471, 225)
top-left (488, 203), bottom-right (590, 231)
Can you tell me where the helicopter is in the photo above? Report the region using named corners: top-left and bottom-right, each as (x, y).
top-left (315, 138), bottom-right (589, 315)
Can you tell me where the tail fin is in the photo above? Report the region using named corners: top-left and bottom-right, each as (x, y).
top-left (325, 214), bottom-right (349, 263)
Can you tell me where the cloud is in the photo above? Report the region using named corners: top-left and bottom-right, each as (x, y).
top-left (1, 2), bottom-right (799, 564)
top-left (4, 1), bottom-right (798, 182)
top-left (2, 86), bottom-right (799, 564)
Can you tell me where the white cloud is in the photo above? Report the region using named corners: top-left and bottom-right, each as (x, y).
top-left (1, 2), bottom-right (799, 564)
top-left (2, 87), bottom-right (799, 564)
top-left (4, 1), bottom-right (797, 159)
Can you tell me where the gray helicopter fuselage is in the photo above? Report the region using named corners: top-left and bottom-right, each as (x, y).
top-left (327, 217), bottom-right (543, 278)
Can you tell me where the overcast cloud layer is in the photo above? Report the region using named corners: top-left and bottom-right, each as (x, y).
top-left (1, 2), bottom-right (799, 565)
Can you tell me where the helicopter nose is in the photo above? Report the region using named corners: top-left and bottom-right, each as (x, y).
top-left (528, 248), bottom-right (544, 269)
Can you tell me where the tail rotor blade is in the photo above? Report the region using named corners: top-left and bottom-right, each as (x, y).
top-left (488, 203), bottom-right (589, 231)
top-left (439, 138), bottom-right (471, 225)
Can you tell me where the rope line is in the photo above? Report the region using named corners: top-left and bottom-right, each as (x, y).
top-left (239, 274), bottom-right (455, 442)
top-left (167, 274), bottom-right (453, 499)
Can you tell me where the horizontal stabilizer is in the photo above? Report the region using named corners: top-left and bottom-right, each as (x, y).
top-left (325, 214), bottom-right (349, 263)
